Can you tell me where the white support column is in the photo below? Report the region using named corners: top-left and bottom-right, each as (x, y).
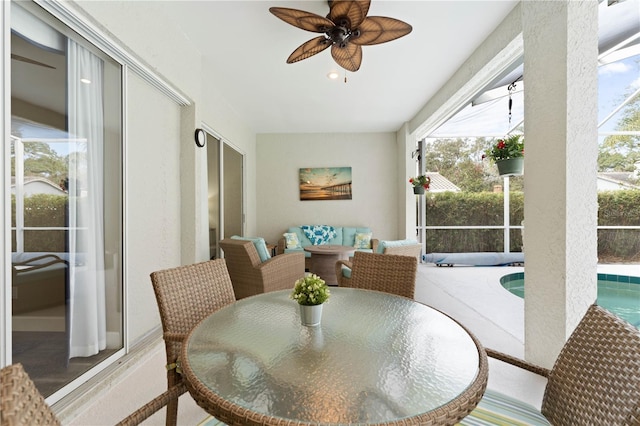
top-left (398, 123), bottom-right (418, 240)
top-left (180, 103), bottom-right (209, 264)
top-left (522, 1), bottom-right (599, 368)
top-left (503, 177), bottom-right (510, 253)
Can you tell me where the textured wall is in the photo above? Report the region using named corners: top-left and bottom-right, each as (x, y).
top-left (125, 73), bottom-right (182, 341)
top-left (256, 133), bottom-right (399, 246)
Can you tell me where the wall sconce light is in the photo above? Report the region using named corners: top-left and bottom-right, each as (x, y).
top-left (194, 128), bottom-right (206, 147)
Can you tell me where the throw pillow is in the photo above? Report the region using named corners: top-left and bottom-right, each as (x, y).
top-left (300, 225), bottom-right (337, 245)
top-left (376, 239), bottom-right (419, 254)
top-left (283, 232), bottom-right (301, 249)
top-left (230, 235), bottom-right (271, 262)
top-left (354, 232), bottom-right (372, 249)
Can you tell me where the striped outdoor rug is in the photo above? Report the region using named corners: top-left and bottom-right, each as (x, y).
top-left (459, 389), bottom-right (550, 425)
top-left (198, 416), bottom-right (225, 426)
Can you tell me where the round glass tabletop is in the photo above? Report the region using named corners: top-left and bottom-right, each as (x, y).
top-left (183, 287), bottom-right (486, 424)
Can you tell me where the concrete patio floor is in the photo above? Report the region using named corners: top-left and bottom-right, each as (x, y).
top-left (67, 262), bottom-right (640, 425)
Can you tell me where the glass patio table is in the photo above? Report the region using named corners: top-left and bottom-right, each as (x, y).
top-left (180, 288), bottom-right (488, 425)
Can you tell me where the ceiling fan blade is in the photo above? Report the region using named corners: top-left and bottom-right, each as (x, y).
top-left (11, 53), bottom-right (56, 69)
top-left (287, 36), bottom-right (332, 64)
top-left (328, 0), bottom-right (370, 29)
top-left (269, 7), bottom-right (334, 33)
top-left (331, 43), bottom-right (362, 72)
top-left (350, 16), bottom-right (412, 46)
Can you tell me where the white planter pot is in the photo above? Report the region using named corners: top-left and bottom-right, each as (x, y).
top-left (299, 303), bottom-right (323, 326)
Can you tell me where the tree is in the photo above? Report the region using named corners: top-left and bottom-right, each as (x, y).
top-left (425, 137), bottom-right (485, 191)
top-left (598, 92), bottom-right (640, 172)
top-left (424, 137), bottom-right (523, 192)
top-left (11, 141), bottom-right (68, 183)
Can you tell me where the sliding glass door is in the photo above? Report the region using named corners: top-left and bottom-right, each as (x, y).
top-left (223, 143), bottom-right (244, 238)
top-left (8, 1), bottom-right (123, 402)
top-left (206, 130), bottom-right (244, 258)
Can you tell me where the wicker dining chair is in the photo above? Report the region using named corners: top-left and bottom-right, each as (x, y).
top-left (0, 363), bottom-right (60, 426)
top-left (133, 259), bottom-right (237, 426)
top-left (335, 242), bottom-right (421, 287)
top-left (462, 304), bottom-right (640, 425)
top-left (0, 362), bottom-right (187, 426)
top-left (339, 251), bottom-right (418, 299)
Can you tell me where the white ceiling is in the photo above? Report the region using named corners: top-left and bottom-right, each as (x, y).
top-left (159, 1), bottom-right (519, 134)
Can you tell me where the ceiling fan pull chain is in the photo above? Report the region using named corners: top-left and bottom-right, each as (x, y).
top-left (344, 69), bottom-right (348, 83)
top-left (507, 82), bottom-right (517, 127)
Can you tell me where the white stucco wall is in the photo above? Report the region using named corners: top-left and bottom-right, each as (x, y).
top-left (72, 1), bottom-right (201, 100)
top-left (256, 132), bottom-right (399, 245)
top-left (125, 73), bottom-right (183, 338)
top-left (202, 56), bottom-right (258, 237)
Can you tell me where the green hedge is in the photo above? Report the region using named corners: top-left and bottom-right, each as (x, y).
top-left (597, 191), bottom-right (640, 260)
top-left (12, 190), bottom-right (640, 261)
top-left (11, 194), bottom-right (68, 252)
top-left (425, 190), bottom-right (640, 261)
top-left (425, 192), bottom-right (524, 252)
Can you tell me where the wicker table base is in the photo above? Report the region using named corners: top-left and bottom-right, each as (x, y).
top-left (304, 245), bottom-right (355, 285)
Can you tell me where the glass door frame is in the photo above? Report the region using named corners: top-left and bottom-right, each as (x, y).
top-left (2, 0), bottom-right (12, 369)
top-left (203, 124), bottom-right (245, 253)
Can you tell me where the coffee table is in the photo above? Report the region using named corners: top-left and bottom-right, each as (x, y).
top-left (303, 245), bottom-right (355, 285)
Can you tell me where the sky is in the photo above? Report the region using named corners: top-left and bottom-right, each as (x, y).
top-left (299, 167), bottom-right (352, 188)
top-left (598, 55), bottom-right (640, 133)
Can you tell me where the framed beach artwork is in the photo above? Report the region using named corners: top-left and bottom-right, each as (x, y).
top-left (299, 167), bottom-right (352, 201)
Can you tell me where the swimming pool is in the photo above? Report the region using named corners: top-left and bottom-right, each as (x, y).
top-left (501, 272), bottom-right (640, 328)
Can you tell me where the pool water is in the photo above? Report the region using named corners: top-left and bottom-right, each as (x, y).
top-left (501, 272), bottom-right (640, 328)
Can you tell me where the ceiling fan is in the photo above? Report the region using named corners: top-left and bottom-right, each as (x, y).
top-left (269, 0), bottom-right (412, 72)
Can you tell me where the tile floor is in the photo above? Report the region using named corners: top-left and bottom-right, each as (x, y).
top-left (66, 262), bottom-right (640, 425)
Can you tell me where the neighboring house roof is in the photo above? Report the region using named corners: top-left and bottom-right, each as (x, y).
top-left (426, 172), bottom-right (461, 193)
top-left (10, 176), bottom-right (66, 196)
top-left (597, 172), bottom-right (639, 191)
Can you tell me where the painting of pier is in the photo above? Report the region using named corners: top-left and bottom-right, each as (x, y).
top-left (299, 167), bottom-right (352, 201)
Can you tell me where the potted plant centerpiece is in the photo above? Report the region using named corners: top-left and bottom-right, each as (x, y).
top-left (483, 134), bottom-right (524, 176)
top-left (291, 274), bottom-right (330, 326)
top-left (409, 174), bottom-right (431, 195)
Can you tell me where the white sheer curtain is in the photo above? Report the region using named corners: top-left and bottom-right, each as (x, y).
top-left (67, 40), bottom-right (106, 358)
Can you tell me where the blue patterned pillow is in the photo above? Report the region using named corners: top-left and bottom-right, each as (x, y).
top-left (300, 225), bottom-right (337, 246)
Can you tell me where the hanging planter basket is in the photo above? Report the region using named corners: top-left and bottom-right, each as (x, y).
top-left (496, 158), bottom-right (524, 177)
top-left (413, 186), bottom-right (425, 195)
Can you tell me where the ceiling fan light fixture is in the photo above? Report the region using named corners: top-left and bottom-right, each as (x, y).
top-left (327, 71), bottom-right (340, 79)
top-left (270, 0), bottom-right (411, 72)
